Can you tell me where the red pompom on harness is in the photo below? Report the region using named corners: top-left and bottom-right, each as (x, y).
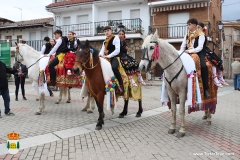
top-left (152, 42), bottom-right (160, 61)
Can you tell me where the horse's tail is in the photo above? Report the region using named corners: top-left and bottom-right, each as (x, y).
top-left (60, 87), bottom-right (68, 98)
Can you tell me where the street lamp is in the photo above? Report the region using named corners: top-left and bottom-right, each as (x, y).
top-left (218, 21), bottom-right (224, 74)
top-left (13, 6), bottom-right (22, 21)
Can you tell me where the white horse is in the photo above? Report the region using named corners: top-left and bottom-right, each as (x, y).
top-left (139, 31), bottom-right (213, 138)
top-left (16, 43), bottom-right (95, 114)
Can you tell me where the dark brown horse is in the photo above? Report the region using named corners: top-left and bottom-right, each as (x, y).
top-left (73, 40), bottom-right (143, 130)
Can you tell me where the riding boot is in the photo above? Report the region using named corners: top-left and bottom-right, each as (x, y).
top-left (204, 90), bottom-right (210, 99)
top-left (119, 100), bottom-right (128, 116)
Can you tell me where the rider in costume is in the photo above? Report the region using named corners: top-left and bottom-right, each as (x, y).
top-left (197, 22), bottom-right (228, 87)
top-left (118, 30), bottom-right (145, 86)
top-left (180, 18), bottom-right (210, 98)
top-left (45, 30), bottom-right (68, 86)
top-left (99, 26), bottom-right (124, 94)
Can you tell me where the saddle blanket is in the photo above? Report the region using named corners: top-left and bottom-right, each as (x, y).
top-left (161, 51), bottom-right (202, 107)
top-left (80, 57), bottom-right (117, 111)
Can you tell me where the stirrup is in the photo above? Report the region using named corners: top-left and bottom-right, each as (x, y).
top-left (213, 76), bottom-right (223, 87)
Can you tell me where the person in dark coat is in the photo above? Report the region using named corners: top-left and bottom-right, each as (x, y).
top-left (0, 61), bottom-right (19, 117)
top-left (13, 62), bottom-right (28, 101)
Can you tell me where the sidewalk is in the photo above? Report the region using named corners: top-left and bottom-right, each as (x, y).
top-left (0, 79), bottom-right (239, 160)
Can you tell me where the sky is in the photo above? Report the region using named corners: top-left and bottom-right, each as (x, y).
top-left (0, 0), bottom-right (239, 22)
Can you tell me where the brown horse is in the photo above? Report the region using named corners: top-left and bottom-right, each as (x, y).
top-left (73, 40), bottom-right (143, 130)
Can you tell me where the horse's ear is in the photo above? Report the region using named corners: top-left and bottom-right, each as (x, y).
top-left (15, 42), bottom-right (18, 46)
top-left (77, 39), bottom-right (80, 46)
top-left (85, 40), bottom-right (90, 48)
top-left (152, 29), bottom-right (158, 41)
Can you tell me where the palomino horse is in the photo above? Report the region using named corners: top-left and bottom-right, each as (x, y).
top-left (15, 43), bottom-right (95, 114)
top-left (139, 31), bottom-right (217, 138)
top-left (73, 40), bottom-right (143, 130)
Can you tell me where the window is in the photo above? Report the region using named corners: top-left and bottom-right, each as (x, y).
top-left (130, 9), bottom-right (140, 19)
top-left (30, 32), bottom-right (36, 40)
top-left (108, 11), bottom-right (122, 20)
top-left (41, 31), bottom-right (48, 40)
top-left (17, 35), bottom-right (22, 43)
top-left (5, 36), bottom-right (12, 40)
top-left (63, 17), bottom-right (71, 25)
top-left (168, 12), bottom-right (189, 38)
top-left (77, 15), bottom-right (88, 23)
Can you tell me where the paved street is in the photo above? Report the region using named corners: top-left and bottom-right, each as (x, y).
top-left (0, 79), bottom-right (239, 160)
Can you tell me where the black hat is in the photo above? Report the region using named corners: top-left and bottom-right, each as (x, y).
top-left (103, 26), bottom-right (111, 31)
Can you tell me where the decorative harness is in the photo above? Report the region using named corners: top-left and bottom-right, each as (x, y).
top-left (141, 41), bottom-right (184, 87)
top-left (75, 48), bottom-right (100, 70)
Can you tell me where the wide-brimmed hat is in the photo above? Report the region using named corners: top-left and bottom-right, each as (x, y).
top-left (103, 26), bottom-right (111, 31)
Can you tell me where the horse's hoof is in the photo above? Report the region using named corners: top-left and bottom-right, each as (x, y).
top-left (95, 126), bottom-right (102, 130)
top-left (177, 132), bottom-right (185, 138)
top-left (118, 114), bottom-right (125, 118)
top-left (202, 116), bottom-right (207, 120)
top-left (82, 108), bottom-right (87, 112)
top-left (35, 112), bottom-right (41, 115)
top-left (66, 101), bottom-right (70, 103)
top-left (206, 121), bottom-right (211, 126)
top-left (36, 99), bottom-right (39, 101)
top-left (55, 102), bottom-right (59, 104)
top-left (168, 129), bottom-right (176, 134)
top-left (87, 110), bottom-right (93, 113)
top-left (136, 113), bottom-right (141, 117)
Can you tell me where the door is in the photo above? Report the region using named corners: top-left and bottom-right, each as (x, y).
top-left (62, 17), bottom-right (71, 36)
top-left (168, 12), bottom-right (189, 38)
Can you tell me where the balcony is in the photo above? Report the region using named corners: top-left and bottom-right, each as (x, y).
top-left (56, 23), bottom-right (93, 37)
top-left (94, 18), bottom-right (142, 35)
top-left (150, 21), bottom-right (211, 41)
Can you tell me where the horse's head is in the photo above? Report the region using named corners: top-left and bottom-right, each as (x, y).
top-left (15, 42), bottom-right (24, 63)
top-left (139, 30), bottom-right (159, 72)
top-left (73, 40), bottom-right (91, 75)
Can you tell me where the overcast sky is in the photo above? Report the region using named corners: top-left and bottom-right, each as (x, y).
top-left (0, 0), bottom-right (239, 22)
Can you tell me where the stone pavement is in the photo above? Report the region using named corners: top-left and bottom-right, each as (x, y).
top-left (0, 79), bottom-right (239, 160)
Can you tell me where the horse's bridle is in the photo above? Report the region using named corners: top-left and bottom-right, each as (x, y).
top-left (142, 41), bottom-right (185, 87)
top-left (75, 49), bottom-right (99, 70)
top-left (15, 42), bottom-right (43, 70)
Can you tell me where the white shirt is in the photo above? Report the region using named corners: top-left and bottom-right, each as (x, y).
top-left (48, 37), bottom-right (62, 56)
top-left (180, 33), bottom-right (205, 54)
top-left (40, 45), bottom-right (46, 55)
top-left (99, 36), bottom-right (120, 58)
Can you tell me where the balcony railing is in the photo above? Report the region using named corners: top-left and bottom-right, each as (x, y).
top-left (95, 18), bottom-right (142, 35)
top-left (26, 40), bottom-right (43, 51)
top-left (56, 23), bottom-right (93, 37)
top-left (151, 21), bottom-right (211, 39)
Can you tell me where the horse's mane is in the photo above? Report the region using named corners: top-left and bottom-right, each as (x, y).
top-left (142, 34), bottom-right (179, 55)
top-left (18, 43), bottom-right (41, 56)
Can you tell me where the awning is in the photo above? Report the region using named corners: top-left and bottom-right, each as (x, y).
top-left (151, 2), bottom-right (208, 12)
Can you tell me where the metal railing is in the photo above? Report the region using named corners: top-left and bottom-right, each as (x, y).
top-left (0, 39), bottom-right (19, 47)
top-left (56, 23), bottom-right (93, 37)
top-left (95, 18), bottom-right (142, 35)
top-left (25, 40), bottom-right (43, 51)
top-left (151, 21), bottom-right (211, 39)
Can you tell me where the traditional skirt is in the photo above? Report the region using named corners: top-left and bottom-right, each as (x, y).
top-left (119, 53), bottom-right (139, 74)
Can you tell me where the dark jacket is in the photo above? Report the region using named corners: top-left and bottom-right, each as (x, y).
top-left (56, 37), bottom-right (68, 55)
top-left (44, 43), bottom-right (52, 55)
top-left (0, 61), bottom-right (18, 90)
top-left (13, 64), bottom-right (28, 79)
